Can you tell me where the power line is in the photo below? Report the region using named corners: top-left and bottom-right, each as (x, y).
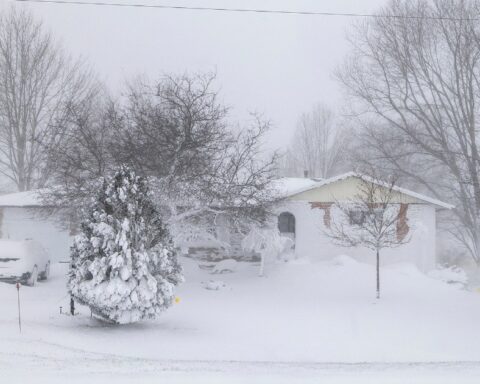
top-left (12, 0), bottom-right (480, 21)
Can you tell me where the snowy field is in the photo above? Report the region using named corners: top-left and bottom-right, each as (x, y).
top-left (1, 256), bottom-right (480, 383)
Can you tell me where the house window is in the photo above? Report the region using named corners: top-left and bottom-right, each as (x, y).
top-left (348, 208), bottom-right (385, 226)
top-left (349, 208), bottom-right (384, 226)
top-left (278, 212), bottom-right (295, 234)
top-left (348, 210), bottom-right (366, 226)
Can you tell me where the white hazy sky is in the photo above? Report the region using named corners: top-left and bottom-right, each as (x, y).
top-left (6, 0), bottom-right (386, 149)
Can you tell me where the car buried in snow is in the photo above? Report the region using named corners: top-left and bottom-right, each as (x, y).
top-left (0, 239), bottom-right (51, 286)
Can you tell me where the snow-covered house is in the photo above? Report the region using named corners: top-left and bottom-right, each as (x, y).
top-left (0, 172), bottom-right (452, 271)
top-left (0, 190), bottom-right (72, 262)
top-left (272, 172), bottom-right (453, 271)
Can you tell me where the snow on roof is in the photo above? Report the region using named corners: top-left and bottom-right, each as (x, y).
top-left (0, 189), bottom-right (45, 207)
top-left (281, 172), bottom-right (454, 209)
top-left (269, 177), bottom-right (323, 199)
top-left (0, 173), bottom-right (453, 210)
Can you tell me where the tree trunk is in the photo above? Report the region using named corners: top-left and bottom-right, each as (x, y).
top-left (259, 251), bottom-right (265, 277)
top-left (376, 248), bottom-right (380, 299)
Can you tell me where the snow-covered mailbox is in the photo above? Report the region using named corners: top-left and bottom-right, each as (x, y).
top-left (272, 172), bottom-right (453, 272)
top-left (0, 190), bottom-right (72, 263)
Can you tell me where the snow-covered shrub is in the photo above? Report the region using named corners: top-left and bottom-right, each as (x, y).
top-left (242, 224), bottom-right (293, 276)
top-left (212, 259), bottom-right (238, 274)
top-left (330, 254), bottom-right (359, 267)
top-left (201, 280), bottom-right (227, 290)
top-left (428, 265), bottom-right (468, 288)
top-left (68, 166), bottom-right (183, 324)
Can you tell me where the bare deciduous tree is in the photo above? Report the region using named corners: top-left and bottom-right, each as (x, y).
top-left (327, 174), bottom-right (410, 299)
top-left (145, 112), bottom-right (279, 250)
top-left (338, 0), bottom-right (480, 264)
top-left (111, 73), bottom-right (278, 218)
top-left (45, 73), bottom-right (279, 248)
top-left (278, 104), bottom-right (348, 179)
top-left (112, 73), bottom-right (229, 183)
top-left (42, 86), bottom-right (115, 218)
top-left (0, 7), bottom-right (93, 191)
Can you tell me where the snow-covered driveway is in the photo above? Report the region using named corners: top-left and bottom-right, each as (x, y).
top-left (1, 256), bottom-right (480, 382)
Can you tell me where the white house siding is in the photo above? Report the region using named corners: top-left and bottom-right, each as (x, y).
top-left (290, 176), bottom-right (425, 204)
top-left (0, 207), bottom-right (72, 262)
top-left (275, 201), bottom-right (437, 272)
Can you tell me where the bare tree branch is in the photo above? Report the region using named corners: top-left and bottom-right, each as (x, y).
top-left (0, 6), bottom-right (95, 191)
top-left (338, 0), bottom-right (480, 263)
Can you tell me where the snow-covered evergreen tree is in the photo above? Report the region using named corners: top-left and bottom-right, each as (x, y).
top-left (68, 166), bottom-right (183, 324)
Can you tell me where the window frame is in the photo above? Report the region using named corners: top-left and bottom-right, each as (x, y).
top-left (278, 212), bottom-right (296, 234)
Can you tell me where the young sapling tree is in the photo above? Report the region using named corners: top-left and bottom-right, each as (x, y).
top-left (327, 174), bottom-right (411, 299)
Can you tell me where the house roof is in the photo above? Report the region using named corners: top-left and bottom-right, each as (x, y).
top-left (268, 177), bottom-right (323, 199)
top-left (0, 173), bottom-right (454, 210)
top-left (0, 189), bottom-right (45, 207)
top-left (275, 172), bottom-right (454, 210)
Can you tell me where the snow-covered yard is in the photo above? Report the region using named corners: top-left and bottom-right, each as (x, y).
top-left (1, 256), bottom-right (480, 383)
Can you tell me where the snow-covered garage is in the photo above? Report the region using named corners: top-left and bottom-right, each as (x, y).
top-left (0, 190), bottom-right (72, 263)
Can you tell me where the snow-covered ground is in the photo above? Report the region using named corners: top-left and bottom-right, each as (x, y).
top-left (1, 255), bottom-right (480, 383)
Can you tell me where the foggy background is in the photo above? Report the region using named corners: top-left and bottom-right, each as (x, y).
top-left (3, 0), bottom-right (385, 150)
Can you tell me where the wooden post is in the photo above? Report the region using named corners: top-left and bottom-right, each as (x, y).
top-left (376, 249), bottom-right (380, 299)
top-left (16, 281), bottom-right (21, 333)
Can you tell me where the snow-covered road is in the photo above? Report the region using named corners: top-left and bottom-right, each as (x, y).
top-left (1, 336), bottom-right (480, 384)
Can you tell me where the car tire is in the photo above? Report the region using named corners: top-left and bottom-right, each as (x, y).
top-left (28, 266), bottom-right (38, 287)
top-left (44, 261), bottom-right (50, 280)
top-left (39, 261), bottom-right (51, 281)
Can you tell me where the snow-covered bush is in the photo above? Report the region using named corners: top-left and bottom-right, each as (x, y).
top-left (212, 259), bottom-right (238, 274)
top-left (428, 265), bottom-right (468, 288)
top-left (242, 224), bottom-right (293, 276)
top-left (68, 166), bottom-right (183, 324)
top-left (201, 280), bottom-right (227, 290)
top-left (330, 254), bottom-right (359, 268)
